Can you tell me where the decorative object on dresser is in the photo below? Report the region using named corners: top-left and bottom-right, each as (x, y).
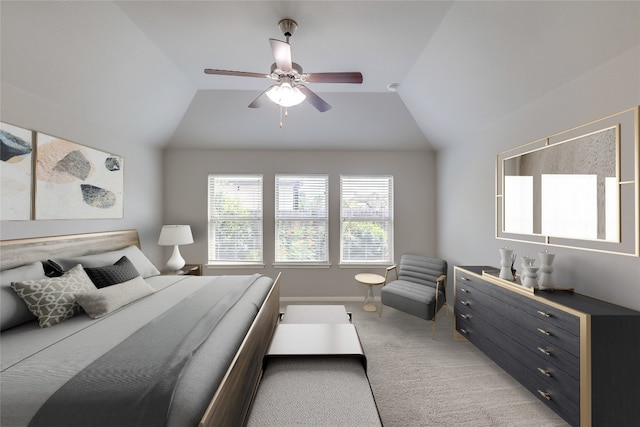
top-left (499, 247), bottom-right (514, 280)
top-left (158, 224), bottom-right (194, 271)
top-left (454, 265), bottom-right (640, 427)
top-left (537, 251), bottom-right (555, 289)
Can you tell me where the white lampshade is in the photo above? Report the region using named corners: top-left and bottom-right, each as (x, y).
top-left (266, 82), bottom-right (306, 107)
top-left (158, 225), bottom-right (193, 246)
top-left (158, 225), bottom-right (193, 271)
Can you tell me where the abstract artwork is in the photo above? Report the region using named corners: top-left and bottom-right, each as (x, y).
top-left (1, 122), bottom-right (33, 220)
top-left (35, 133), bottom-right (124, 219)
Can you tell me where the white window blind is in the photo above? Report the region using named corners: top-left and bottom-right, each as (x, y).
top-left (275, 174), bottom-right (329, 263)
top-left (340, 175), bottom-right (393, 264)
top-left (208, 174), bottom-right (263, 264)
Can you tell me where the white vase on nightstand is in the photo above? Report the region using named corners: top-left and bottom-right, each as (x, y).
top-left (538, 251), bottom-right (555, 289)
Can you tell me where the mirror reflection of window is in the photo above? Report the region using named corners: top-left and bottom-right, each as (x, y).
top-left (504, 175), bottom-right (533, 234)
top-left (605, 177), bottom-right (618, 241)
top-left (541, 174), bottom-right (597, 239)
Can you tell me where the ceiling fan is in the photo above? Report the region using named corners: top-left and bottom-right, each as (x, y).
top-left (204, 19), bottom-right (363, 116)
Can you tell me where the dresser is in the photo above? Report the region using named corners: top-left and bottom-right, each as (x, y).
top-left (454, 266), bottom-right (640, 427)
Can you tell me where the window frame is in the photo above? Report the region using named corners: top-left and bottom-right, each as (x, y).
top-left (207, 174), bottom-right (264, 266)
top-left (339, 174), bottom-right (394, 266)
top-left (274, 173), bottom-right (330, 266)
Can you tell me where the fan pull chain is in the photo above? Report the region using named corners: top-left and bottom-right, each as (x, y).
top-left (279, 106), bottom-right (290, 128)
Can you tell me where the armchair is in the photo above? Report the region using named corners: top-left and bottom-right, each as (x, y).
top-left (379, 254), bottom-right (448, 339)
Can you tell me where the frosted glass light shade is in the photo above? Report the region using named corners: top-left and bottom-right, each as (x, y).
top-left (266, 82), bottom-right (306, 107)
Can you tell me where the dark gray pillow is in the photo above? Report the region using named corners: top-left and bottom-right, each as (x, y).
top-left (83, 256), bottom-right (140, 289)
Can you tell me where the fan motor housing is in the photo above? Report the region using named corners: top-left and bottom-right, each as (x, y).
top-left (278, 19), bottom-right (298, 37)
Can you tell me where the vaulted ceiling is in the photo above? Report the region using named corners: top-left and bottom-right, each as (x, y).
top-left (1, 1), bottom-right (638, 151)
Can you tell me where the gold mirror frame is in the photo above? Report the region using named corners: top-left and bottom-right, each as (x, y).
top-left (496, 106), bottom-right (639, 256)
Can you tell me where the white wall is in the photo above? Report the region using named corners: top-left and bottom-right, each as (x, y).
top-left (162, 149), bottom-right (437, 299)
top-left (0, 82), bottom-right (165, 265)
top-left (438, 46), bottom-right (640, 310)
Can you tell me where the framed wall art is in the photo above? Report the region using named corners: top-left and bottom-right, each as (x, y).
top-left (35, 133), bottom-right (124, 219)
top-left (0, 122), bottom-right (34, 221)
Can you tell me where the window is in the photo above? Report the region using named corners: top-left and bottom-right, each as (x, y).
top-left (340, 175), bottom-right (393, 264)
top-left (275, 174), bottom-right (329, 264)
top-left (208, 174), bottom-right (263, 264)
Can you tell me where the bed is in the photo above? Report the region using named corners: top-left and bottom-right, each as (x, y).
top-left (0, 229), bottom-right (281, 427)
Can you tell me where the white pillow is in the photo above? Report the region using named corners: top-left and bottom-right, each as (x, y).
top-left (75, 276), bottom-right (155, 319)
top-left (11, 264), bottom-right (98, 328)
top-left (51, 245), bottom-right (160, 278)
top-left (0, 262), bottom-right (44, 330)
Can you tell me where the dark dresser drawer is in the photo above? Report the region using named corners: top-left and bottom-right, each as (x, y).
top-left (456, 277), bottom-right (581, 362)
top-left (454, 266), bottom-right (640, 427)
top-left (455, 304), bottom-right (580, 405)
top-left (455, 312), bottom-right (580, 425)
top-left (456, 270), bottom-right (580, 337)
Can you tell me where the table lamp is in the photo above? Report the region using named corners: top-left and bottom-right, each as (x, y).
top-left (158, 225), bottom-right (194, 271)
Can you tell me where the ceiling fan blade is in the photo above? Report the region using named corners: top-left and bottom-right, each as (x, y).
top-left (204, 69), bottom-right (268, 79)
top-left (298, 85), bottom-right (331, 112)
top-left (304, 72), bottom-right (363, 84)
top-left (269, 38), bottom-right (292, 71)
top-left (248, 85), bottom-right (276, 108)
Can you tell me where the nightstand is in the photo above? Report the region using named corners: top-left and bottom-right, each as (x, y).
top-left (163, 264), bottom-right (202, 276)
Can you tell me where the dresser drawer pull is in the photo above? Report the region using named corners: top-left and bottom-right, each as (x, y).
top-left (537, 390), bottom-right (552, 400)
top-left (537, 328), bottom-right (551, 336)
top-left (537, 347), bottom-right (552, 356)
top-left (460, 277), bottom-right (470, 282)
top-left (459, 288), bottom-right (470, 293)
top-left (537, 368), bottom-right (552, 377)
top-left (460, 328), bottom-right (469, 335)
top-left (461, 314), bottom-right (471, 320)
top-left (537, 310), bottom-right (551, 317)
top-left (460, 301), bottom-right (470, 306)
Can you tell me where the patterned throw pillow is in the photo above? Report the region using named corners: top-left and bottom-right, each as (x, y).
top-left (83, 256), bottom-right (140, 289)
top-left (11, 264), bottom-right (97, 328)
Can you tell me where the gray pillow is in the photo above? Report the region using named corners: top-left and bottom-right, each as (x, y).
top-left (50, 245), bottom-right (160, 278)
top-left (11, 264), bottom-right (97, 328)
top-left (1, 262), bottom-right (44, 330)
top-left (75, 276), bottom-right (155, 319)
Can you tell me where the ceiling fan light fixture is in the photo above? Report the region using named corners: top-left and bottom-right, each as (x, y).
top-left (266, 82), bottom-right (306, 107)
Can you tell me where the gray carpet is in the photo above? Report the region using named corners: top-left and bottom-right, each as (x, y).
top-left (266, 302), bottom-right (569, 427)
top-left (349, 303), bottom-right (569, 427)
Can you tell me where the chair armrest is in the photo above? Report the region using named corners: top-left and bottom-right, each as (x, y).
top-left (435, 274), bottom-right (446, 292)
top-left (384, 265), bottom-right (398, 284)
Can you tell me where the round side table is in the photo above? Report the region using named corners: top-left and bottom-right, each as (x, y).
top-left (355, 273), bottom-right (385, 312)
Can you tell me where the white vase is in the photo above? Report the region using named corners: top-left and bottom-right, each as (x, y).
top-left (538, 252), bottom-right (555, 289)
top-left (499, 248), bottom-right (514, 280)
top-left (522, 265), bottom-right (539, 288)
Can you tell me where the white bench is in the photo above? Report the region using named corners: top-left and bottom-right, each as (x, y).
top-left (247, 305), bottom-right (381, 426)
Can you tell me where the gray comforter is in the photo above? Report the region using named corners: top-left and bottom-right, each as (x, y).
top-left (0, 274), bottom-right (273, 427)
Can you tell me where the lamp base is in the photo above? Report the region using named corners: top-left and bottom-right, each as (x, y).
top-left (165, 245), bottom-right (185, 271)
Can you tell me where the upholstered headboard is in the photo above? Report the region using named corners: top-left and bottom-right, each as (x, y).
top-left (0, 230), bottom-right (140, 271)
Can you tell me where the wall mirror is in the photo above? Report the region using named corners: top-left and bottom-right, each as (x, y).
top-left (496, 106), bottom-right (639, 256)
